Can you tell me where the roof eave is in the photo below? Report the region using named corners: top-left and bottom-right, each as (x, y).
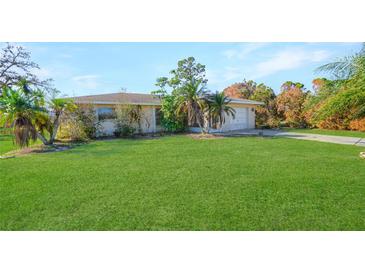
top-left (75, 101), bottom-right (161, 106)
top-left (229, 101), bottom-right (265, 106)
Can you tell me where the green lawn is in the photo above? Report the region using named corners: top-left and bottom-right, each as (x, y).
top-left (0, 128), bottom-right (42, 155)
top-left (284, 128), bottom-right (365, 138)
top-left (0, 135), bottom-right (364, 230)
top-left (0, 134), bottom-right (17, 155)
top-left (0, 134), bottom-right (42, 155)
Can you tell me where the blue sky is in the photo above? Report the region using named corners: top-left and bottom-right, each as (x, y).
top-left (5, 42), bottom-right (362, 96)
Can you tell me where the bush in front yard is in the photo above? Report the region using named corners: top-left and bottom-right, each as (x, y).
top-left (349, 118), bottom-right (365, 132)
top-left (58, 104), bottom-right (101, 141)
top-left (113, 124), bottom-right (135, 137)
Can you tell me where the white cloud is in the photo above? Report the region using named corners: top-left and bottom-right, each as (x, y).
top-left (207, 67), bottom-right (245, 88)
top-left (72, 74), bottom-right (101, 89)
top-left (222, 66), bottom-right (243, 81)
top-left (252, 49), bottom-right (331, 78)
top-left (30, 63), bottom-right (77, 81)
top-left (310, 50), bottom-right (330, 62)
top-left (208, 48), bottom-right (332, 90)
top-left (222, 43), bottom-right (268, 60)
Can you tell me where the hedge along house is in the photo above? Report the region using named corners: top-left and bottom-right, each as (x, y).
top-left (71, 92), bottom-right (264, 135)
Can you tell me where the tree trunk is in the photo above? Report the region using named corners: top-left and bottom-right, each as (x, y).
top-left (193, 104), bottom-right (204, 134)
top-left (219, 113), bottom-right (225, 130)
top-left (49, 116), bottom-right (61, 144)
top-left (36, 132), bottom-right (49, 145)
top-left (203, 112), bottom-right (210, 134)
top-left (196, 117), bottom-right (203, 133)
top-left (187, 107), bottom-right (193, 127)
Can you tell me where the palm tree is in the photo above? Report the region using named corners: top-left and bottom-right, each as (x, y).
top-left (175, 79), bottom-right (207, 132)
top-left (47, 98), bottom-right (76, 144)
top-left (207, 91), bottom-right (236, 130)
top-left (316, 43), bottom-right (365, 80)
top-left (314, 44), bottom-right (365, 126)
top-left (0, 81), bottom-right (76, 147)
top-left (0, 83), bottom-right (46, 147)
top-left (32, 97), bottom-right (76, 145)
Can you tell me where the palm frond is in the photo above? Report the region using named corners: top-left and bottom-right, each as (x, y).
top-left (316, 57), bottom-right (354, 79)
top-left (316, 45), bottom-right (365, 79)
top-left (207, 91), bottom-right (236, 129)
top-left (0, 82), bottom-right (47, 147)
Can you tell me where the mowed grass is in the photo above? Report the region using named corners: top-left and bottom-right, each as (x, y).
top-left (0, 128), bottom-right (42, 155)
top-left (0, 134), bottom-right (17, 155)
top-left (0, 135), bottom-right (364, 230)
top-left (284, 128), bottom-right (365, 138)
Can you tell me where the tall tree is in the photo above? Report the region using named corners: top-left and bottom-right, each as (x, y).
top-left (169, 57), bottom-right (208, 88)
top-left (310, 44), bottom-right (365, 129)
top-left (223, 80), bottom-right (277, 127)
top-left (223, 79), bottom-right (257, 99)
top-left (152, 57), bottom-right (208, 133)
top-left (250, 83), bottom-right (277, 127)
top-left (0, 43), bottom-right (55, 94)
top-left (46, 98), bottom-right (77, 144)
top-left (303, 78), bottom-right (341, 127)
top-left (174, 79), bottom-right (207, 131)
top-left (152, 56), bottom-right (208, 96)
top-left (276, 81), bottom-right (308, 128)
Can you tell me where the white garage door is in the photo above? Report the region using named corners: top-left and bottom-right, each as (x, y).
top-left (219, 107), bottom-right (249, 132)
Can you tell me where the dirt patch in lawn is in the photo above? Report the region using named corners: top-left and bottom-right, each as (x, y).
top-left (0, 142), bottom-right (82, 159)
top-left (188, 133), bottom-right (225, 140)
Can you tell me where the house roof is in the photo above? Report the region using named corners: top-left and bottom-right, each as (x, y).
top-left (228, 98), bottom-right (265, 105)
top-left (71, 92), bottom-right (162, 106)
top-left (71, 92), bottom-right (264, 106)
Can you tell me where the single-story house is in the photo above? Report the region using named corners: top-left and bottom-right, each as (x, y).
top-left (72, 92), bottom-right (264, 135)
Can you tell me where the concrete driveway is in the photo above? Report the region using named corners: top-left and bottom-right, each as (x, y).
top-left (275, 131), bottom-right (365, 146)
top-left (217, 129), bottom-right (365, 147)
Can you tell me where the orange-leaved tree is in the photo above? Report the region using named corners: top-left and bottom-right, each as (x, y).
top-left (276, 81), bottom-right (308, 128)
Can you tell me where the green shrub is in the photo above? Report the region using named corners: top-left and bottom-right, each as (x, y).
top-left (113, 105), bottom-right (137, 137)
top-left (58, 104), bottom-right (101, 141)
top-left (160, 95), bottom-right (186, 132)
top-left (114, 123), bottom-right (135, 137)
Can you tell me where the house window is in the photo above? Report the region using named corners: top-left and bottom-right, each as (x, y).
top-left (97, 107), bottom-right (116, 121)
top-left (155, 108), bottom-right (162, 126)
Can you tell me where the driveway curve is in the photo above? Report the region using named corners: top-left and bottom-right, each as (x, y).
top-left (275, 131), bottom-right (365, 146)
top-left (218, 129), bottom-right (365, 147)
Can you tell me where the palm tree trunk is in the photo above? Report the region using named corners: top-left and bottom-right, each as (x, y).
top-left (193, 104), bottom-right (204, 134)
top-left (49, 114), bottom-right (61, 144)
top-left (196, 117), bottom-right (203, 133)
top-left (36, 132), bottom-right (49, 145)
top-left (219, 112), bottom-right (224, 129)
top-left (203, 111), bottom-right (210, 134)
top-left (187, 107), bottom-right (193, 127)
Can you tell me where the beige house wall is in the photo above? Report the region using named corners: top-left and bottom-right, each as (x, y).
top-left (78, 103), bottom-right (160, 136)
top-left (77, 102), bottom-right (260, 135)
